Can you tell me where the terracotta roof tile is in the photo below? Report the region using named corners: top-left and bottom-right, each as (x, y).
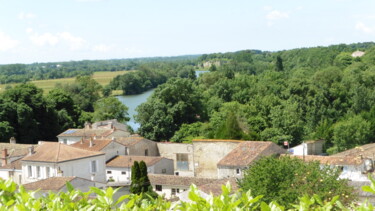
top-left (149, 174), bottom-right (217, 187)
top-left (23, 176), bottom-right (76, 191)
top-left (332, 143), bottom-right (375, 158)
top-left (115, 137), bottom-right (148, 147)
top-left (106, 155), bottom-right (165, 168)
top-left (217, 141), bottom-right (286, 167)
top-left (285, 155), bottom-right (363, 165)
top-left (70, 138), bottom-right (112, 152)
top-left (198, 178), bottom-right (238, 196)
top-left (21, 142), bottom-right (104, 163)
top-left (0, 157), bottom-right (22, 170)
top-left (0, 143), bottom-right (37, 158)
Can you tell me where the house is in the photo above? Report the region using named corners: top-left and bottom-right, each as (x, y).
top-left (106, 155), bottom-right (174, 185)
top-left (288, 140), bottom-right (325, 156)
top-left (286, 155), bottom-right (368, 181)
top-left (148, 174), bottom-right (217, 199)
top-left (157, 142), bottom-right (194, 177)
top-left (0, 137), bottom-right (37, 166)
top-left (21, 142), bottom-right (106, 184)
top-left (115, 136), bottom-right (159, 156)
top-left (23, 176), bottom-right (105, 197)
top-left (217, 141), bottom-right (286, 179)
top-left (57, 119), bottom-right (130, 145)
top-left (0, 157), bottom-right (23, 184)
top-left (70, 138), bottom-right (126, 162)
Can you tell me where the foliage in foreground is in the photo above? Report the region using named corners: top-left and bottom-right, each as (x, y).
top-left (238, 156), bottom-right (356, 208)
top-left (0, 178), bottom-right (375, 210)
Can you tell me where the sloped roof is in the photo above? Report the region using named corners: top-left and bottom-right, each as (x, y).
top-left (0, 157), bottom-right (22, 170)
top-left (149, 174), bottom-right (217, 187)
top-left (332, 143), bottom-right (375, 158)
top-left (92, 119), bottom-right (129, 131)
top-left (23, 176), bottom-right (76, 191)
top-left (57, 128), bottom-right (115, 137)
top-left (70, 138), bottom-right (113, 152)
top-left (115, 137), bottom-right (151, 147)
top-left (286, 155), bottom-right (363, 166)
top-left (21, 142), bottom-right (104, 163)
top-left (217, 141), bottom-right (286, 167)
top-left (106, 155), bottom-right (164, 168)
top-left (198, 178), bottom-right (239, 196)
top-left (0, 143), bottom-right (37, 158)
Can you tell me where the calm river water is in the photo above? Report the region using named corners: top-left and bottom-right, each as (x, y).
top-left (117, 70), bottom-right (208, 131)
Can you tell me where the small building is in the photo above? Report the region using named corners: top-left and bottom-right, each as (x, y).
top-left (23, 176), bottom-right (105, 197)
top-left (57, 128), bottom-right (130, 145)
top-left (70, 138), bottom-right (126, 162)
top-left (157, 142), bottom-right (194, 177)
top-left (0, 158), bottom-right (23, 184)
top-left (217, 141), bottom-right (286, 179)
top-left (287, 155), bottom-right (367, 181)
top-left (148, 174), bottom-right (217, 199)
top-left (21, 142), bottom-right (106, 184)
top-left (116, 137), bottom-right (159, 157)
top-left (106, 155), bottom-right (173, 185)
top-left (288, 140), bottom-right (325, 156)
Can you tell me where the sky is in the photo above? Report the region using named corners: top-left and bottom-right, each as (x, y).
top-left (0, 0), bottom-right (375, 64)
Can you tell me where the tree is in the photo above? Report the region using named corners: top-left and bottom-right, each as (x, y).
top-left (130, 160), bottom-right (157, 198)
top-left (238, 156), bottom-right (355, 208)
top-left (130, 161), bottom-right (141, 194)
top-left (275, 55), bottom-right (284, 71)
top-left (92, 97), bottom-right (129, 122)
top-left (214, 111), bottom-right (244, 140)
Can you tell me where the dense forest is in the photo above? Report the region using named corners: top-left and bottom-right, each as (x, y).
top-left (1, 42), bottom-right (375, 154)
top-left (0, 55), bottom-right (199, 84)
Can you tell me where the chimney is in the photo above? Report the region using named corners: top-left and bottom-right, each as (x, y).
top-left (28, 146), bottom-right (34, 155)
top-left (80, 138), bottom-right (83, 144)
top-left (1, 149), bottom-right (7, 166)
top-left (89, 137), bottom-right (93, 147)
top-left (9, 137), bottom-right (16, 144)
top-left (84, 122), bottom-right (92, 129)
top-left (110, 122), bottom-right (113, 129)
top-left (111, 137), bottom-right (116, 141)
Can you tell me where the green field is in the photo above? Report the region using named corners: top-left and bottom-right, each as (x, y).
top-left (0, 71), bottom-right (129, 94)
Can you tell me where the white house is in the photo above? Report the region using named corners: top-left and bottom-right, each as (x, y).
top-left (217, 141), bottom-right (286, 179)
top-left (288, 140), bottom-right (325, 156)
top-left (106, 155), bottom-right (174, 185)
top-left (148, 174), bottom-right (217, 199)
top-left (0, 157), bottom-right (23, 184)
top-left (70, 138), bottom-right (126, 162)
top-left (21, 142), bottom-right (106, 184)
top-left (57, 128), bottom-right (130, 145)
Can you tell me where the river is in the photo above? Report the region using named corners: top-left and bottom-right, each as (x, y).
top-left (117, 70), bottom-right (209, 131)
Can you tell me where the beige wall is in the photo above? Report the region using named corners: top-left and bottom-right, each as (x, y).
top-left (157, 143), bottom-right (194, 176)
top-left (193, 141), bottom-right (240, 179)
top-left (102, 141), bottom-right (126, 161)
top-left (129, 140), bottom-right (159, 156)
top-left (218, 167), bottom-right (243, 179)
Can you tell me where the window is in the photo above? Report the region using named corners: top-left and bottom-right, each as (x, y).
top-left (236, 168), bottom-right (241, 175)
top-left (107, 171), bottom-right (112, 174)
top-left (145, 149), bottom-right (148, 156)
top-left (172, 188), bottom-right (177, 195)
top-left (176, 189), bottom-right (180, 193)
top-left (162, 169), bottom-right (166, 173)
top-left (155, 185), bottom-right (162, 191)
top-left (36, 166), bottom-right (41, 178)
top-left (175, 172), bottom-right (179, 176)
top-left (63, 139), bottom-right (67, 144)
top-left (121, 171), bottom-right (126, 175)
top-left (28, 166), bottom-right (32, 178)
top-left (46, 167), bottom-right (50, 178)
top-left (176, 153), bottom-right (189, 170)
top-left (91, 160), bottom-right (97, 173)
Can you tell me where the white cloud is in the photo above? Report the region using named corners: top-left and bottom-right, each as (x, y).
top-left (92, 44), bottom-right (112, 52)
top-left (30, 32), bottom-right (59, 46)
top-left (0, 32), bottom-right (19, 51)
top-left (18, 12), bottom-right (36, 20)
top-left (29, 31), bottom-right (86, 50)
top-left (58, 32), bottom-right (86, 50)
top-left (266, 10), bottom-right (289, 21)
top-left (355, 22), bottom-right (374, 34)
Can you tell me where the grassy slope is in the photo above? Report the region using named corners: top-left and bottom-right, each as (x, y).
top-left (0, 71), bottom-right (130, 94)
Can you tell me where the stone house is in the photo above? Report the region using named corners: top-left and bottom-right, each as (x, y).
top-left (217, 141), bottom-right (286, 179)
top-left (115, 136), bottom-right (159, 157)
top-left (21, 142), bottom-right (106, 184)
top-left (70, 138), bottom-right (126, 162)
top-left (157, 142), bottom-right (194, 177)
top-left (148, 174), bottom-right (217, 199)
top-left (106, 155), bottom-right (174, 185)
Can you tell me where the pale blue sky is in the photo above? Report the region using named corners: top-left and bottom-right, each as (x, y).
top-left (0, 0), bottom-right (374, 64)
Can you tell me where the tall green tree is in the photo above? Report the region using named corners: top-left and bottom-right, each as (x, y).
top-left (92, 97), bottom-right (129, 122)
top-left (130, 161), bottom-right (141, 194)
